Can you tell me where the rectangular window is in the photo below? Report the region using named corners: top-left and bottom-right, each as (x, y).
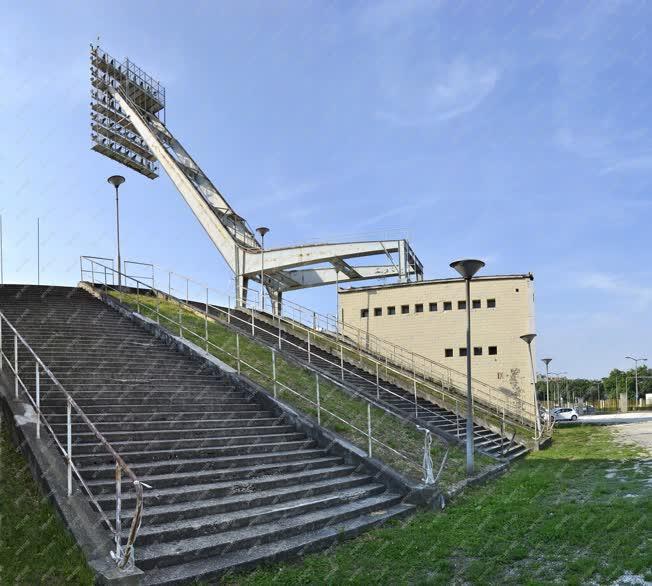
top-left (429, 302), bottom-right (438, 312)
top-left (374, 307), bottom-right (382, 317)
top-left (487, 298), bottom-right (496, 308)
top-left (443, 301), bottom-right (452, 311)
top-left (472, 299), bottom-right (481, 309)
top-left (360, 308), bottom-right (369, 318)
top-left (401, 304), bottom-right (410, 314)
top-left (458, 300), bottom-right (466, 310)
top-left (445, 348), bottom-right (453, 358)
top-left (415, 303), bottom-right (424, 313)
top-left (488, 346), bottom-right (498, 355)
top-left (474, 346), bottom-right (483, 356)
top-left (459, 347), bottom-right (468, 357)
top-left (387, 306), bottom-right (396, 315)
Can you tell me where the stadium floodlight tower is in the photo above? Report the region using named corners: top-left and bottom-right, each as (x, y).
top-left (89, 45), bottom-right (424, 310)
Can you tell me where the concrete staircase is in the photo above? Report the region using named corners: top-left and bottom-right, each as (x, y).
top-left (0, 285), bottom-right (413, 584)
top-left (220, 307), bottom-right (528, 461)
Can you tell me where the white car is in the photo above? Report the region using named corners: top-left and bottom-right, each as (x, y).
top-left (551, 407), bottom-right (579, 422)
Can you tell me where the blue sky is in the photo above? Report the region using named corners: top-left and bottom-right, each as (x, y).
top-left (1, 1), bottom-right (650, 378)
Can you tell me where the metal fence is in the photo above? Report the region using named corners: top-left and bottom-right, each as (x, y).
top-left (0, 311), bottom-right (145, 569)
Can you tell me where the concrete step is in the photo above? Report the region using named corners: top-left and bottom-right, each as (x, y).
top-left (137, 494), bottom-right (407, 571)
top-left (51, 416), bottom-right (284, 434)
top-left (88, 456), bottom-right (344, 491)
top-left (96, 465), bottom-right (358, 510)
top-left (73, 438), bottom-right (318, 465)
top-left (68, 431), bottom-right (308, 455)
top-left (78, 448), bottom-right (331, 480)
top-left (46, 409), bottom-right (276, 424)
top-left (127, 484), bottom-right (387, 546)
top-left (65, 425), bottom-right (297, 444)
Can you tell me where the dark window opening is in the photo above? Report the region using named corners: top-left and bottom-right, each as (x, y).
top-left (445, 348), bottom-right (453, 358)
top-left (415, 303), bottom-right (424, 313)
top-left (515, 288), bottom-right (520, 292)
top-left (488, 346), bottom-right (498, 355)
top-left (429, 302), bottom-right (438, 312)
top-left (459, 347), bottom-right (468, 357)
top-left (443, 301), bottom-right (452, 311)
top-left (360, 308), bottom-right (369, 318)
top-left (374, 307), bottom-right (382, 317)
top-left (387, 306), bottom-right (396, 315)
top-left (487, 298), bottom-right (496, 308)
top-left (474, 346), bottom-right (483, 356)
top-left (458, 300), bottom-right (466, 310)
top-left (472, 299), bottom-right (481, 309)
top-left (401, 305), bottom-right (410, 314)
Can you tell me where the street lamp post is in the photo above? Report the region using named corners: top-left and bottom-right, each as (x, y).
top-left (520, 334), bottom-right (541, 441)
top-left (626, 356), bottom-right (647, 408)
top-left (256, 227), bottom-right (270, 311)
top-left (450, 258), bottom-right (485, 476)
top-left (542, 358), bottom-right (552, 415)
top-left (107, 175), bottom-right (126, 289)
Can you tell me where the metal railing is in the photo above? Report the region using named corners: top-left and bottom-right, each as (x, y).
top-left (80, 256), bottom-right (535, 439)
top-left (248, 290), bottom-right (536, 430)
top-left (0, 311), bottom-right (146, 569)
top-left (80, 256), bottom-right (449, 482)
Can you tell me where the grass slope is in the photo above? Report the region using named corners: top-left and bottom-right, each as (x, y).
top-left (113, 292), bottom-right (493, 486)
top-left (228, 426), bottom-right (652, 585)
top-left (0, 423), bottom-right (94, 584)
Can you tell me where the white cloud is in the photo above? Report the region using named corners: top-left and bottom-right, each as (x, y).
top-left (578, 272), bottom-right (652, 310)
top-left (357, 0), bottom-right (435, 34)
top-left (377, 58), bottom-right (499, 127)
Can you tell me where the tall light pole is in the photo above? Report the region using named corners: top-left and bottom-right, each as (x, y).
top-left (450, 258), bottom-right (485, 476)
top-left (626, 356), bottom-right (647, 408)
top-left (108, 175), bottom-right (126, 288)
top-left (542, 358), bottom-right (552, 413)
top-left (256, 227), bottom-right (269, 311)
top-left (521, 334), bottom-right (541, 440)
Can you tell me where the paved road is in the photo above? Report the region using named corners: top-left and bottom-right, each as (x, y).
top-left (578, 412), bottom-right (652, 425)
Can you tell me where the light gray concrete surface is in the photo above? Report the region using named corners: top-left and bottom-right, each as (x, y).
top-left (612, 422), bottom-right (652, 453)
top-left (578, 412), bottom-right (652, 425)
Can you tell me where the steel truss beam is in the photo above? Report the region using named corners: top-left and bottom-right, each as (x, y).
top-left (91, 46), bottom-right (424, 305)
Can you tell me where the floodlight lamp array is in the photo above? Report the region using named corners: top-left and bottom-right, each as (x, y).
top-left (89, 45), bottom-right (165, 179)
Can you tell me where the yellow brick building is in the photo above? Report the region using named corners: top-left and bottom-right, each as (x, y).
top-left (338, 274), bottom-right (536, 411)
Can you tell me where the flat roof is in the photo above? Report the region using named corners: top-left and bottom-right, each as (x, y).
top-left (338, 273), bottom-right (534, 294)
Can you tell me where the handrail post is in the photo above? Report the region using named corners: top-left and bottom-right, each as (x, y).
top-left (367, 403), bottom-right (372, 457)
top-left (307, 331), bottom-right (311, 363)
top-left (277, 315), bottom-right (282, 349)
top-left (413, 379), bottom-right (418, 417)
top-left (340, 345), bottom-right (344, 380)
top-left (136, 281), bottom-right (140, 313)
top-left (312, 311), bottom-right (317, 330)
top-left (156, 294), bottom-right (160, 324)
top-left (375, 362), bottom-right (380, 400)
top-left (14, 333), bottom-right (18, 398)
top-left (316, 373), bottom-right (321, 425)
top-left (178, 303), bottom-right (183, 337)
top-left (271, 349), bottom-right (277, 398)
top-left (251, 309), bottom-right (255, 336)
top-left (66, 398), bottom-right (72, 496)
top-left (205, 288), bottom-right (209, 351)
top-left (35, 364), bottom-right (40, 439)
top-left (236, 334), bottom-right (241, 375)
top-left (115, 463), bottom-right (122, 562)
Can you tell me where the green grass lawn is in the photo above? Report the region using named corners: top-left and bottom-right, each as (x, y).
top-left (227, 425), bottom-right (652, 585)
top-left (0, 424), bottom-right (94, 585)
top-left (112, 292), bottom-right (493, 487)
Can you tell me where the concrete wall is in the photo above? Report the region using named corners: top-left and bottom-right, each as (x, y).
top-left (338, 275), bottom-right (536, 412)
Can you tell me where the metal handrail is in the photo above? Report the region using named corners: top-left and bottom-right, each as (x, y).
top-left (80, 256), bottom-right (535, 432)
top-left (245, 294), bottom-right (535, 428)
top-left (80, 256), bottom-right (449, 482)
top-left (0, 310), bottom-right (146, 569)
